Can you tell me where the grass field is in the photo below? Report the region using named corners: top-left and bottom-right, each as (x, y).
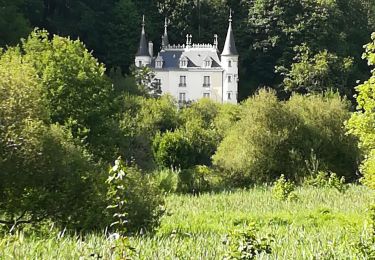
top-left (1, 185), bottom-right (374, 259)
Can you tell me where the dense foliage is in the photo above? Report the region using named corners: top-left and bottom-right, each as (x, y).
top-left (347, 33), bottom-right (375, 189)
top-left (1, 0), bottom-right (374, 100)
top-left (213, 89), bottom-right (358, 185)
top-left (1, 3), bottom-right (374, 250)
top-left (0, 45), bottom-right (106, 231)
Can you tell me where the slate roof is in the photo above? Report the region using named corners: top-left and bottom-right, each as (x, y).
top-left (221, 21), bottom-right (238, 56)
top-left (136, 24), bottom-right (150, 57)
top-left (151, 48), bottom-right (222, 69)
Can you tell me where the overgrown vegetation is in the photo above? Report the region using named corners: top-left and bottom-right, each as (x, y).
top-left (1, 2), bottom-right (375, 257)
top-left (0, 186), bottom-right (373, 259)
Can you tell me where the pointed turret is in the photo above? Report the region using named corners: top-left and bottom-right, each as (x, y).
top-left (135, 15), bottom-right (152, 67)
top-left (161, 17), bottom-right (169, 48)
top-left (221, 9), bottom-right (239, 104)
top-left (136, 15), bottom-right (150, 57)
top-left (221, 10), bottom-right (238, 56)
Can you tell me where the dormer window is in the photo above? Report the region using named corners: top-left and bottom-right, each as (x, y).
top-left (155, 55), bottom-right (164, 69)
top-left (156, 60), bottom-right (163, 68)
top-left (203, 56), bottom-right (212, 68)
top-left (180, 56), bottom-right (188, 68)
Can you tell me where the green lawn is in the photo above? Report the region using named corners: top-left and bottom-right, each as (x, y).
top-left (1, 185), bottom-right (373, 259)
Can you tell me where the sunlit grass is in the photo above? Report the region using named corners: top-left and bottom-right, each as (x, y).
top-left (0, 185), bottom-right (373, 259)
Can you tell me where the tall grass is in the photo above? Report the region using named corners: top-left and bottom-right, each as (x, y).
top-left (0, 185), bottom-right (373, 259)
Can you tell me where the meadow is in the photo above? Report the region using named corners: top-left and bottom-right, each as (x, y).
top-left (1, 185), bottom-right (373, 259)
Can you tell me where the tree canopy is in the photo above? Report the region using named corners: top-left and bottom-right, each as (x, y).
top-left (1, 0), bottom-right (374, 100)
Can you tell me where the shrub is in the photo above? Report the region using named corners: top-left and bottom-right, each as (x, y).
top-left (152, 130), bottom-right (194, 169)
top-left (213, 89), bottom-right (303, 185)
top-left (152, 168), bottom-right (179, 194)
top-left (223, 223), bottom-right (273, 259)
top-left (272, 175), bottom-right (296, 201)
top-left (304, 171), bottom-right (347, 192)
top-left (353, 205), bottom-right (375, 258)
top-left (106, 157), bottom-right (165, 234)
top-left (118, 94), bottom-right (179, 169)
top-left (0, 122), bottom-right (107, 232)
top-left (287, 92), bottom-right (359, 181)
top-left (177, 165), bottom-right (214, 194)
top-left (214, 89), bottom-right (358, 186)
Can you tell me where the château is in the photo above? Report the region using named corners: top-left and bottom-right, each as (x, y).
top-left (135, 12), bottom-right (239, 104)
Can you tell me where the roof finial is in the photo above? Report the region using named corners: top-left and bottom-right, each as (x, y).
top-left (221, 8), bottom-right (238, 56)
top-left (142, 15), bottom-right (145, 27)
top-left (164, 17), bottom-right (168, 34)
top-left (162, 17), bottom-right (170, 48)
top-left (214, 34), bottom-right (218, 49)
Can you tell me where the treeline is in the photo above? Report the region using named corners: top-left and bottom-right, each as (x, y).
top-left (2, 30), bottom-right (375, 234)
top-left (1, 0), bottom-right (375, 99)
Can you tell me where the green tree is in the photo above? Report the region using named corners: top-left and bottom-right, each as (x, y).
top-left (0, 48), bottom-right (106, 231)
top-left (0, 0), bottom-right (31, 46)
top-left (242, 0), bottom-right (371, 99)
top-left (118, 94), bottom-right (179, 169)
top-left (287, 92), bottom-right (359, 180)
top-left (213, 89), bottom-right (357, 185)
top-left (213, 89), bottom-right (302, 185)
top-left (277, 45), bottom-right (354, 96)
top-left (347, 33), bottom-right (375, 188)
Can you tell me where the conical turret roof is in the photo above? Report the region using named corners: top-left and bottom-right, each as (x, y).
top-left (136, 15), bottom-right (150, 57)
top-left (221, 11), bottom-right (238, 56)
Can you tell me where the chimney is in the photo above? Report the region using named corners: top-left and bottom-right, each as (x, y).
top-left (148, 41), bottom-right (153, 57)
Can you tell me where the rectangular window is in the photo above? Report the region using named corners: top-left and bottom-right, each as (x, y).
top-left (155, 79), bottom-right (161, 89)
top-left (138, 61), bottom-right (142, 67)
top-left (203, 76), bottom-right (210, 87)
top-left (227, 92), bottom-right (231, 100)
top-left (179, 92), bottom-right (186, 102)
top-left (228, 60), bottom-right (232, 67)
top-left (203, 93), bottom-right (210, 98)
top-left (228, 75), bottom-right (232, 83)
top-left (179, 76), bottom-right (186, 87)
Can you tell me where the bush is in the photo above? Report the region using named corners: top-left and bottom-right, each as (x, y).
top-left (177, 165), bottom-right (214, 194)
top-left (0, 122), bottom-right (107, 232)
top-left (106, 157), bottom-right (165, 234)
top-left (213, 89), bottom-right (303, 185)
top-left (223, 223), bottom-right (273, 259)
top-left (272, 175), bottom-right (296, 201)
top-left (152, 130), bottom-right (194, 169)
top-left (152, 168), bottom-right (179, 194)
top-left (304, 171), bottom-right (347, 192)
top-left (287, 92), bottom-right (359, 181)
top-left (353, 205), bottom-right (375, 258)
top-left (118, 94), bottom-right (179, 169)
top-left (0, 50), bottom-right (107, 231)
top-left (213, 89), bottom-right (358, 186)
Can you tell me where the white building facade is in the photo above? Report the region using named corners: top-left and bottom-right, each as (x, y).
top-left (135, 14), bottom-right (239, 104)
